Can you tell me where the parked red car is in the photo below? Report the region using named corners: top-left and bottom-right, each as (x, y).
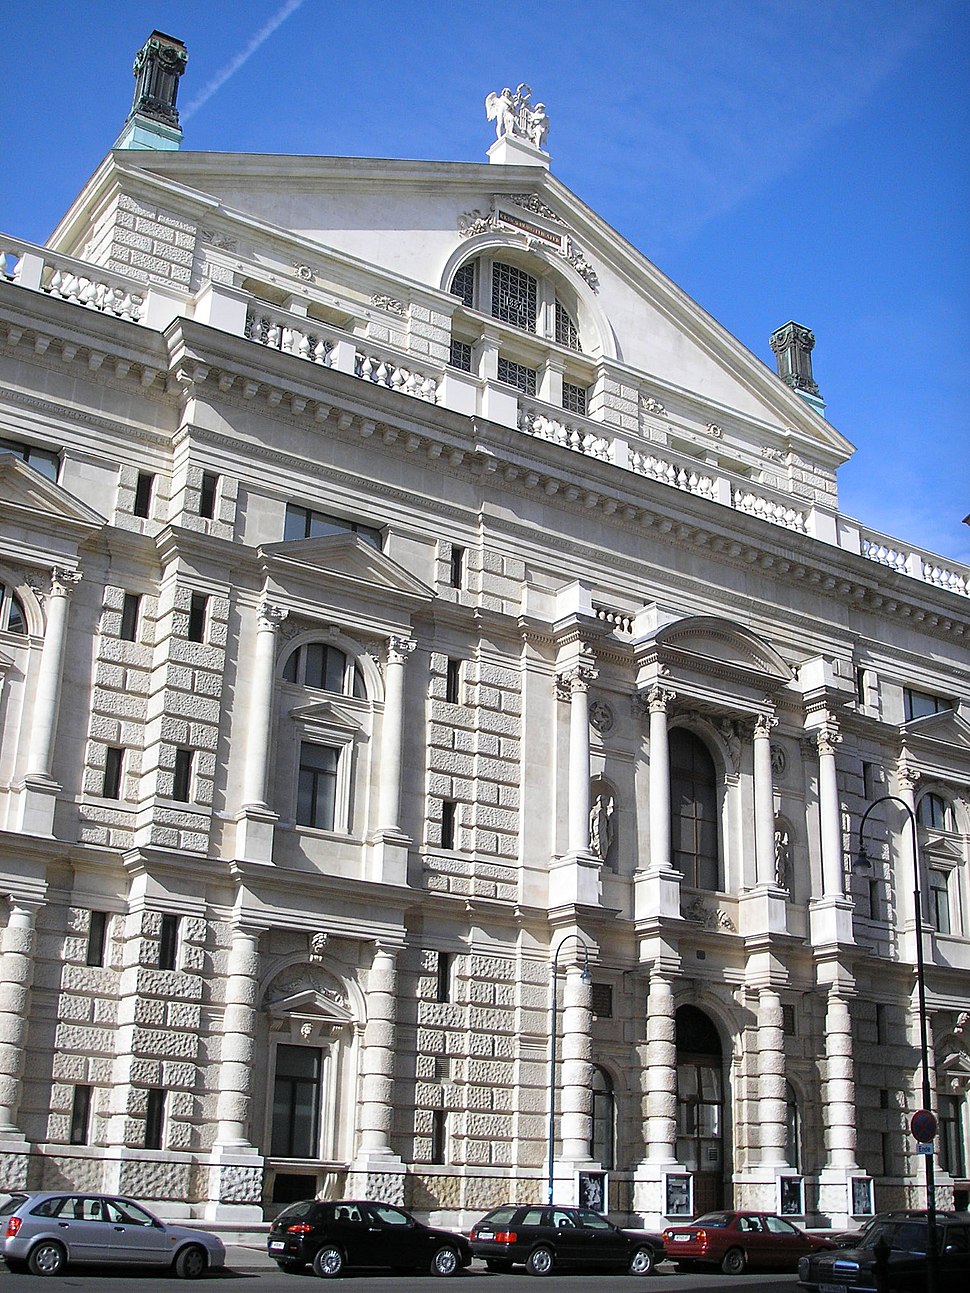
top-left (663, 1210), bottom-right (834, 1275)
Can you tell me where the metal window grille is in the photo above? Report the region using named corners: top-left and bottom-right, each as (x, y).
top-left (562, 380), bottom-right (588, 416)
top-left (451, 262), bottom-right (476, 308)
top-left (497, 356), bottom-right (537, 395)
top-left (555, 301), bottom-right (581, 351)
top-left (449, 339), bottom-right (472, 371)
top-left (491, 262), bottom-right (537, 332)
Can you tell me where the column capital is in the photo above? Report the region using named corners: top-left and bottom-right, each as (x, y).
top-left (256, 601), bottom-right (288, 631)
top-left (813, 721), bottom-right (842, 757)
top-left (557, 662), bottom-right (598, 697)
top-left (386, 636), bottom-right (416, 666)
top-left (897, 763), bottom-right (921, 792)
top-left (50, 567), bottom-right (82, 597)
top-left (646, 685), bottom-right (675, 714)
top-left (754, 712), bottom-right (778, 738)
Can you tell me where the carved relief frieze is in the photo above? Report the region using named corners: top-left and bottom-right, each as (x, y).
top-left (371, 294), bottom-right (405, 316)
top-left (682, 896), bottom-right (736, 932)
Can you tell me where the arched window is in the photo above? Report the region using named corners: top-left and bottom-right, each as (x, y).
top-left (917, 792), bottom-right (954, 831)
top-left (590, 1065), bottom-right (615, 1169)
top-left (0, 583), bottom-right (27, 634)
top-left (283, 643), bottom-right (365, 698)
top-left (669, 729), bottom-right (719, 890)
top-left (675, 1005), bottom-right (724, 1213)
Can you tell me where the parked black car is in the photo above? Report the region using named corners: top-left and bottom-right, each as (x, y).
top-left (798, 1211), bottom-right (970, 1292)
top-left (266, 1199), bottom-right (471, 1277)
top-left (469, 1203), bottom-right (665, 1276)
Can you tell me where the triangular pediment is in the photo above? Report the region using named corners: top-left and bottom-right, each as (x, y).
top-left (266, 988), bottom-right (355, 1027)
top-left (0, 454), bottom-right (107, 532)
top-left (288, 698), bottom-right (362, 730)
top-left (902, 708), bottom-right (970, 749)
top-left (649, 616), bottom-right (794, 684)
top-left (260, 533), bottom-right (433, 602)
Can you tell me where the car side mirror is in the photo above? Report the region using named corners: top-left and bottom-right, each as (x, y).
top-left (154, 1219), bottom-right (165, 1229)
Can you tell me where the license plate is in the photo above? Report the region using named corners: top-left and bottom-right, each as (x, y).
top-left (672, 1235), bottom-right (692, 1242)
top-left (269, 1241), bottom-right (286, 1251)
top-left (819, 1284), bottom-right (847, 1293)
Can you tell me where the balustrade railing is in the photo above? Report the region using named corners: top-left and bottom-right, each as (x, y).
top-left (1, 235), bottom-right (145, 322)
top-left (354, 346), bottom-right (439, 402)
top-left (860, 529), bottom-right (968, 597)
top-left (733, 487), bottom-right (807, 533)
top-left (518, 405), bottom-right (611, 459)
top-left (244, 306), bottom-right (334, 366)
top-left (630, 447), bottom-right (717, 501)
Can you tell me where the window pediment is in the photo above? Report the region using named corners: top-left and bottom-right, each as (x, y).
top-left (637, 616), bottom-right (793, 699)
top-left (267, 988), bottom-right (355, 1028)
top-left (0, 453), bottom-right (106, 545)
top-left (259, 533), bottom-right (433, 604)
top-left (289, 698), bottom-right (363, 734)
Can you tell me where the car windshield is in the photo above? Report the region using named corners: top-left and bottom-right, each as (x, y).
top-left (0, 1195), bottom-right (27, 1216)
top-left (481, 1208), bottom-right (517, 1227)
top-left (576, 1210), bottom-right (612, 1230)
top-left (861, 1221), bottom-right (927, 1256)
top-left (693, 1213), bottom-right (731, 1228)
top-left (275, 1199), bottom-right (316, 1222)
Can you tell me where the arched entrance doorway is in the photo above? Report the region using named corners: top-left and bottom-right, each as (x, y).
top-left (675, 1005), bottom-right (725, 1214)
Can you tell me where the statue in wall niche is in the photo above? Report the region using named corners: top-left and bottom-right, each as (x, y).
top-left (774, 822), bottom-right (791, 889)
top-left (589, 793), bottom-right (615, 861)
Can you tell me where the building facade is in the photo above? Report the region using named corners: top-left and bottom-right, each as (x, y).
top-left (0, 37), bottom-right (968, 1228)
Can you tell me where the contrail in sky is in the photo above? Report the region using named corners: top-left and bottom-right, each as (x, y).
top-left (181, 0), bottom-right (306, 122)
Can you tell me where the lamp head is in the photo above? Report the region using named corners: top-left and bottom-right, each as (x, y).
top-left (853, 844), bottom-right (873, 875)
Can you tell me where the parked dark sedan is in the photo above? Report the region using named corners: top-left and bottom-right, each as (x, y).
top-left (266, 1199), bottom-right (472, 1277)
top-left (798, 1211), bottom-right (970, 1292)
top-left (663, 1210), bottom-right (833, 1275)
top-left (469, 1203), bottom-right (665, 1275)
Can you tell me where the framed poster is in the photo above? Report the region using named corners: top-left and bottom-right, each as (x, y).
top-left (779, 1175), bottom-right (803, 1216)
top-left (578, 1170), bottom-right (607, 1213)
top-left (851, 1176), bottom-right (873, 1216)
top-left (664, 1173), bottom-right (692, 1217)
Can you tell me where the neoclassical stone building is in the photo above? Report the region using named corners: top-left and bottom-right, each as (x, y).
top-left (0, 37), bottom-right (968, 1227)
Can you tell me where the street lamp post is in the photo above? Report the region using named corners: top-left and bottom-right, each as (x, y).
top-left (855, 795), bottom-right (938, 1293)
top-left (547, 934), bottom-right (592, 1206)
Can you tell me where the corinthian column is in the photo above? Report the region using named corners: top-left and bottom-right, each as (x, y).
top-left (815, 723), bottom-right (844, 897)
top-left (559, 964), bottom-right (594, 1161)
top-left (26, 567), bottom-right (81, 779)
top-left (753, 714), bottom-right (778, 886)
top-left (213, 926), bottom-right (263, 1147)
top-left (558, 663), bottom-right (597, 856)
top-left (648, 688), bottom-right (675, 871)
top-left (0, 900), bottom-right (42, 1136)
top-left (378, 639), bottom-right (414, 834)
top-left (357, 945), bottom-right (399, 1157)
top-left (241, 602), bottom-right (288, 809)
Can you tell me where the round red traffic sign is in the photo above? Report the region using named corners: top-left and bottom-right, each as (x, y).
top-left (910, 1109), bottom-right (938, 1143)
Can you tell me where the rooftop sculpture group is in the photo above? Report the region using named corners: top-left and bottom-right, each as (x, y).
top-left (485, 83), bottom-right (549, 151)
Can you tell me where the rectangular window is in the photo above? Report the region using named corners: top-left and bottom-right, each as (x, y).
top-left (187, 592), bottom-right (208, 643)
top-left (562, 380), bottom-right (588, 416)
top-left (86, 911), bottom-right (108, 968)
top-left (781, 1004), bottom-right (796, 1036)
top-left (862, 761), bottom-right (879, 801)
top-left (903, 687), bottom-right (951, 721)
top-left (939, 1094), bottom-right (967, 1177)
top-left (449, 338), bottom-right (473, 372)
top-left (929, 869), bottom-right (951, 935)
top-left (590, 982), bottom-right (613, 1019)
top-left (120, 592), bottom-right (141, 642)
top-left (451, 262), bottom-right (475, 308)
top-left (102, 747), bottom-right (124, 800)
top-left (70, 1085), bottom-right (92, 1146)
top-left (868, 877), bottom-right (882, 922)
top-left (879, 1089), bottom-right (890, 1109)
top-left (133, 471), bottom-right (154, 519)
top-left (430, 1108), bottom-right (447, 1164)
top-left (297, 743), bottom-right (339, 831)
top-left (272, 1044), bottom-right (322, 1158)
top-left (144, 1088), bottom-right (165, 1150)
top-left (0, 437), bottom-right (60, 482)
top-left (856, 667), bottom-right (867, 706)
top-left (172, 748), bottom-right (193, 802)
top-left (496, 355), bottom-right (537, 395)
top-left (491, 262), bottom-right (537, 331)
top-left (158, 913), bottom-right (180, 971)
top-left (283, 504), bottom-right (382, 550)
top-left (449, 546), bottom-right (465, 590)
top-left (440, 800), bottom-right (457, 850)
top-left (199, 472), bottom-right (219, 520)
top-left (435, 951), bottom-right (452, 1003)
top-left (445, 658), bottom-right (462, 705)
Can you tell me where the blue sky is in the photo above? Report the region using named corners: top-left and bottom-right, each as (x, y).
top-left (2, 0), bottom-right (967, 564)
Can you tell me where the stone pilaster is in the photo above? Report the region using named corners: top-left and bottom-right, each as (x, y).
top-left (368, 638), bottom-right (414, 886)
top-left (349, 944), bottom-right (405, 1201)
top-left (235, 601), bottom-right (288, 863)
top-left (808, 720), bottom-right (854, 946)
top-left (0, 899), bottom-right (42, 1188)
top-left (753, 714), bottom-right (778, 887)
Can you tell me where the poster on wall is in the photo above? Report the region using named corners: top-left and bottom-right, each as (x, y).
top-left (851, 1177), bottom-right (873, 1216)
top-left (664, 1173), bottom-right (692, 1217)
top-left (779, 1176), bottom-right (803, 1215)
top-left (578, 1171), bottom-right (607, 1213)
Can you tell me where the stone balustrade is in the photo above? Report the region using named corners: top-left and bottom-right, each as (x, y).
top-left (2, 230), bottom-right (968, 600)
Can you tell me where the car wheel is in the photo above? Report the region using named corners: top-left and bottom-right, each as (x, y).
top-left (628, 1245), bottom-right (656, 1275)
top-left (27, 1241), bottom-right (67, 1277)
top-left (721, 1247), bottom-right (747, 1275)
top-left (174, 1244), bottom-right (208, 1279)
top-left (525, 1245), bottom-right (555, 1276)
top-left (312, 1245), bottom-right (345, 1278)
top-left (430, 1244), bottom-right (460, 1276)
top-left (485, 1258), bottom-right (513, 1272)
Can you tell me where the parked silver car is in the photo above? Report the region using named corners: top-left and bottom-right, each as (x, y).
top-left (0, 1191), bottom-right (225, 1278)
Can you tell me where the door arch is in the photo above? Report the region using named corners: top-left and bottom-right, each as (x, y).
top-left (675, 1005), bottom-right (726, 1213)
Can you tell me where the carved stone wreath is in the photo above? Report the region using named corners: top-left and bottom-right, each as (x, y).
top-left (589, 700), bottom-right (615, 734)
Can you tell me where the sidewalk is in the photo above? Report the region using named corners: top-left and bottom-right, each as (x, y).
top-left (223, 1240), bottom-right (276, 1271)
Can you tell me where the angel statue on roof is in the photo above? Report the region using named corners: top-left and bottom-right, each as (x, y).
top-left (485, 83), bottom-right (549, 149)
